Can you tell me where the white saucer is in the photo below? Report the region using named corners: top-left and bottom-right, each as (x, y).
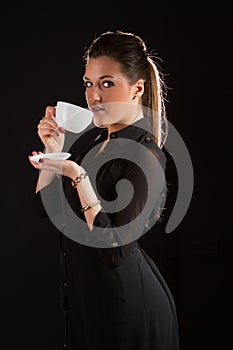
top-left (30, 152), bottom-right (71, 163)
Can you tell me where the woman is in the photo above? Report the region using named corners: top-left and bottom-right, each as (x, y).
top-left (29, 30), bottom-right (180, 350)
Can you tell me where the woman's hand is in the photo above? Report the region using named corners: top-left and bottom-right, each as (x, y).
top-left (28, 151), bottom-right (80, 180)
top-left (38, 106), bottom-right (65, 153)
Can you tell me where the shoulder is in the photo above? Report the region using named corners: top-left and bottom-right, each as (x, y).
top-left (136, 131), bottom-right (167, 171)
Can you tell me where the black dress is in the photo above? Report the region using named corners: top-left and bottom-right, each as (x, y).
top-left (33, 117), bottom-right (180, 350)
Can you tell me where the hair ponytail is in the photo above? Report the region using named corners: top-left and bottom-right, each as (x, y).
top-left (142, 57), bottom-right (168, 148)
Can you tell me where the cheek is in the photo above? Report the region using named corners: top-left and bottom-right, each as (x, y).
top-left (85, 90), bottom-right (91, 103)
top-left (109, 90), bottom-right (131, 102)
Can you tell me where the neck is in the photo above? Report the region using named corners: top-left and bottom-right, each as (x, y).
top-left (107, 113), bottom-right (143, 138)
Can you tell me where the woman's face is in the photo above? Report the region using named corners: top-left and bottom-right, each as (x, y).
top-left (83, 56), bottom-right (143, 130)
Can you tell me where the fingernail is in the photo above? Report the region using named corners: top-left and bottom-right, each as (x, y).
top-left (59, 127), bottom-right (66, 133)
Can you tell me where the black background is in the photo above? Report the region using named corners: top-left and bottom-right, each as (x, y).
top-left (1, 3), bottom-right (232, 350)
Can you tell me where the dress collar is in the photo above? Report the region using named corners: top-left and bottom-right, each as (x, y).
top-left (93, 116), bottom-right (155, 155)
top-left (107, 116), bottom-right (152, 142)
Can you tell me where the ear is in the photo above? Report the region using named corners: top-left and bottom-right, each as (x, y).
top-left (134, 79), bottom-right (145, 97)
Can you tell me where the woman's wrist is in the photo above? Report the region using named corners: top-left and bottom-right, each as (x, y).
top-left (71, 171), bottom-right (88, 188)
top-left (45, 147), bottom-right (63, 153)
top-left (67, 163), bottom-right (82, 182)
top-left (70, 165), bottom-right (86, 183)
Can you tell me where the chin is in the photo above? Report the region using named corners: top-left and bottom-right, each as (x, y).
top-left (93, 116), bottom-right (108, 129)
top-left (93, 121), bottom-right (108, 129)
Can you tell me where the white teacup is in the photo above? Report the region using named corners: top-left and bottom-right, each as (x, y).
top-left (55, 101), bottom-right (93, 133)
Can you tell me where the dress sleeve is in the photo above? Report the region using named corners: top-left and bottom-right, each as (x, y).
top-left (32, 175), bottom-right (63, 218)
top-left (92, 142), bottom-right (167, 267)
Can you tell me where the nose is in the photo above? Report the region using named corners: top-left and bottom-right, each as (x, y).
top-left (87, 86), bottom-right (102, 104)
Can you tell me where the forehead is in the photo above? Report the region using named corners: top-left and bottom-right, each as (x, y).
top-left (85, 56), bottom-right (123, 79)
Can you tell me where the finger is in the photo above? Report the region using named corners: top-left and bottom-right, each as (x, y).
top-left (38, 107), bottom-right (57, 128)
top-left (39, 116), bottom-right (58, 129)
top-left (40, 157), bottom-right (65, 167)
top-left (39, 123), bottom-right (65, 135)
top-left (38, 122), bottom-right (61, 137)
top-left (45, 106), bottom-right (56, 118)
top-left (39, 158), bottom-right (66, 172)
top-left (31, 151), bottom-right (43, 156)
top-left (28, 156), bottom-right (41, 168)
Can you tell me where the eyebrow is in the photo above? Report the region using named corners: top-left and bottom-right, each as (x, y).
top-left (83, 75), bottom-right (115, 80)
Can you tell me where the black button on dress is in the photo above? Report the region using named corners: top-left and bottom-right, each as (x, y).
top-left (33, 118), bottom-right (180, 350)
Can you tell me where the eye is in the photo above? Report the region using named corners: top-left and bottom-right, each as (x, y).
top-left (83, 81), bottom-right (92, 88)
top-left (102, 80), bottom-right (114, 88)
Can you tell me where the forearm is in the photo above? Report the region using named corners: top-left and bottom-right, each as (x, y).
top-left (72, 167), bottom-right (102, 230)
top-left (35, 170), bottom-right (56, 193)
top-left (33, 157), bottom-right (102, 229)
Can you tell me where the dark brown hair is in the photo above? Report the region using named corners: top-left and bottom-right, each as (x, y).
top-left (83, 30), bottom-right (168, 148)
